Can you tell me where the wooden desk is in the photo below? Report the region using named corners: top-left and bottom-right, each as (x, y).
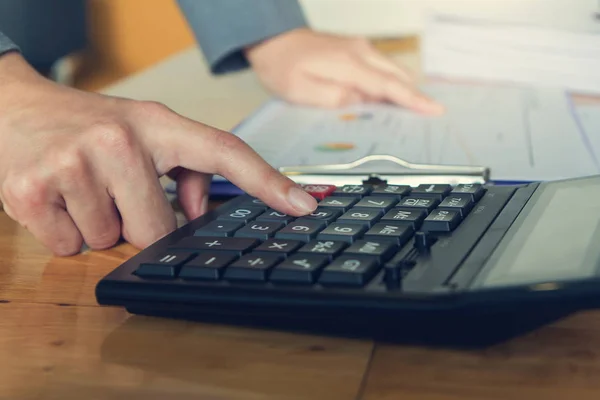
top-left (4, 38), bottom-right (600, 400)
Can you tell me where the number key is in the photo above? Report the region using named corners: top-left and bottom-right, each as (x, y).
top-left (318, 196), bottom-right (359, 211)
top-left (234, 221), bottom-right (284, 240)
top-left (297, 207), bottom-right (342, 225)
top-left (217, 206), bottom-right (264, 223)
top-left (317, 223), bottom-right (367, 243)
top-left (354, 196), bottom-right (398, 211)
top-left (256, 208), bottom-right (296, 225)
top-left (337, 207), bottom-right (382, 227)
top-left (274, 220), bottom-right (325, 242)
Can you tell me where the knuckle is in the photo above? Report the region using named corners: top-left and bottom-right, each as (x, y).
top-left (135, 100), bottom-right (172, 117)
top-left (2, 172), bottom-right (47, 211)
top-left (51, 147), bottom-right (88, 182)
top-left (88, 122), bottom-right (136, 156)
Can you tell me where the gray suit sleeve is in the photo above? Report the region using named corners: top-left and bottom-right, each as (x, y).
top-left (0, 31), bottom-right (21, 57)
top-left (176, 0), bottom-right (308, 74)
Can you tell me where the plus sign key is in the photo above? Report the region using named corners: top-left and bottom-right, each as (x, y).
top-left (169, 237), bottom-right (259, 256)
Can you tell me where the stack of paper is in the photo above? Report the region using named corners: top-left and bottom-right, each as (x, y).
top-left (421, 11), bottom-right (600, 95)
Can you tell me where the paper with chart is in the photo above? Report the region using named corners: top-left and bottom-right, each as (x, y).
top-left (228, 82), bottom-right (600, 183)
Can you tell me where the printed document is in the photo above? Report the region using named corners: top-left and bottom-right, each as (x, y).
top-left (229, 83), bottom-right (598, 183)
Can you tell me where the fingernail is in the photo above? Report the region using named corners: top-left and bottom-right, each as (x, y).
top-left (288, 186), bottom-right (317, 214)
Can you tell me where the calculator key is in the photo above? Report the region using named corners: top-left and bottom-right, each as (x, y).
top-left (371, 185), bottom-right (411, 197)
top-left (274, 220), bottom-right (325, 242)
top-left (317, 223), bottom-right (367, 243)
top-left (299, 184), bottom-right (337, 200)
top-left (297, 240), bottom-right (347, 258)
top-left (420, 209), bottom-right (462, 232)
top-left (344, 240), bottom-right (398, 262)
top-left (396, 197), bottom-right (439, 212)
top-left (333, 185), bottom-right (372, 196)
top-left (256, 208), bottom-right (296, 225)
top-left (381, 208), bottom-right (426, 229)
top-left (437, 194), bottom-right (474, 217)
top-left (134, 252), bottom-right (195, 278)
top-left (234, 221), bottom-right (284, 240)
top-left (297, 208), bottom-right (342, 225)
top-left (170, 237), bottom-right (259, 256)
top-left (364, 222), bottom-right (414, 245)
top-left (217, 206), bottom-right (264, 223)
top-left (224, 254), bottom-right (283, 281)
top-left (353, 196), bottom-right (398, 211)
top-left (451, 183), bottom-right (486, 201)
top-left (318, 255), bottom-right (380, 286)
top-left (318, 196), bottom-right (359, 211)
top-left (193, 220), bottom-right (244, 237)
top-left (269, 254), bottom-right (330, 284)
top-left (179, 253), bottom-right (238, 280)
top-left (337, 208), bottom-right (383, 227)
top-left (253, 239), bottom-right (304, 255)
top-left (412, 184), bottom-right (453, 199)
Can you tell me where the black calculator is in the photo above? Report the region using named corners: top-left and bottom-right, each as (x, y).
top-left (95, 176), bottom-right (600, 346)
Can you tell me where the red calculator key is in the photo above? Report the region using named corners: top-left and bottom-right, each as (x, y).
top-left (299, 184), bottom-right (337, 200)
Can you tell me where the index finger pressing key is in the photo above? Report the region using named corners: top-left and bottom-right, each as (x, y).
top-left (155, 122), bottom-right (318, 217)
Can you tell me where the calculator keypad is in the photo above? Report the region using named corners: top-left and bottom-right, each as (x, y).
top-left (135, 183), bottom-right (488, 288)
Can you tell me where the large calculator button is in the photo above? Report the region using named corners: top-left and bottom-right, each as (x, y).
top-left (364, 222), bottom-right (414, 245)
top-left (170, 237), bottom-right (259, 256)
top-left (134, 252), bottom-right (195, 278)
top-left (344, 240), bottom-right (398, 263)
top-left (223, 254), bottom-right (283, 281)
top-left (317, 223), bottom-right (367, 243)
top-left (253, 239), bottom-right (304, 256)
top-left (179, 253), bottom-right (238, 280)
top-left (437, 194), bottom-right (474, 217)
top-left (297, 208), bottom-right (342, 225)
top-left (353, 196), bottom-right (398, 211)
top-left (332, 185), bottom-right (372, 196)
top-left (274, 220), bottom-right (325, 242)
top-left (381, 208), bottom-right (426, 229)
top-left (420, 209), bottom-right (462, 232)
top-left (217, 206), bottom-right (264, 223)
top-left (270, 254), bottom-right (329, 284)
top-left (371, 185), bottom-right (411, 198)
top-left (396, 197), bottom-right (439, 212)
top-left (194, 220), bottom-right (244, 237)
top-left (318, 196), bottom-right (359, 211)
top-left (297, 240), bottom-right (348, 259)
top-left (255, 208), bottom-right (295, 225)
top-left (337, 208), bottom-right (382, 227)
top-left (234, 221), bottom-right (284, 240)
top-left (412, 184), bottom-right (452, 199)
top-left (318, 255), bottom-right (380, 286)
top-left (451, 183), bottom-right (485, 201)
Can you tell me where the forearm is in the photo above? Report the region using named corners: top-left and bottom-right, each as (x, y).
top-left (176, 0), bottom-right (308, 74)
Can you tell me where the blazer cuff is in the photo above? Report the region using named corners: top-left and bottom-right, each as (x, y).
top-left (177, 0), bottom-right (308, 74)
top-left (0, 31), bottom-right (21, 57)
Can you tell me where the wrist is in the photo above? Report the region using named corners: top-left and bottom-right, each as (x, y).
top-left (244, 27), bottom-right (312, 62)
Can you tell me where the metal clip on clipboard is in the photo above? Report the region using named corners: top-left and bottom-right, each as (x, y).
top-left (279, 154), bottom-right (490, 187)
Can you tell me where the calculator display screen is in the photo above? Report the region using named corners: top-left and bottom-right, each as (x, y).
top-left (475, 176), bottom-right (600, 288)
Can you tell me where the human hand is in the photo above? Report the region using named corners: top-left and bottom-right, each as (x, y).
top-left (0, 53), bottom-right (317, 256)
top-left (244, 28), bottom-right (444, 114)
